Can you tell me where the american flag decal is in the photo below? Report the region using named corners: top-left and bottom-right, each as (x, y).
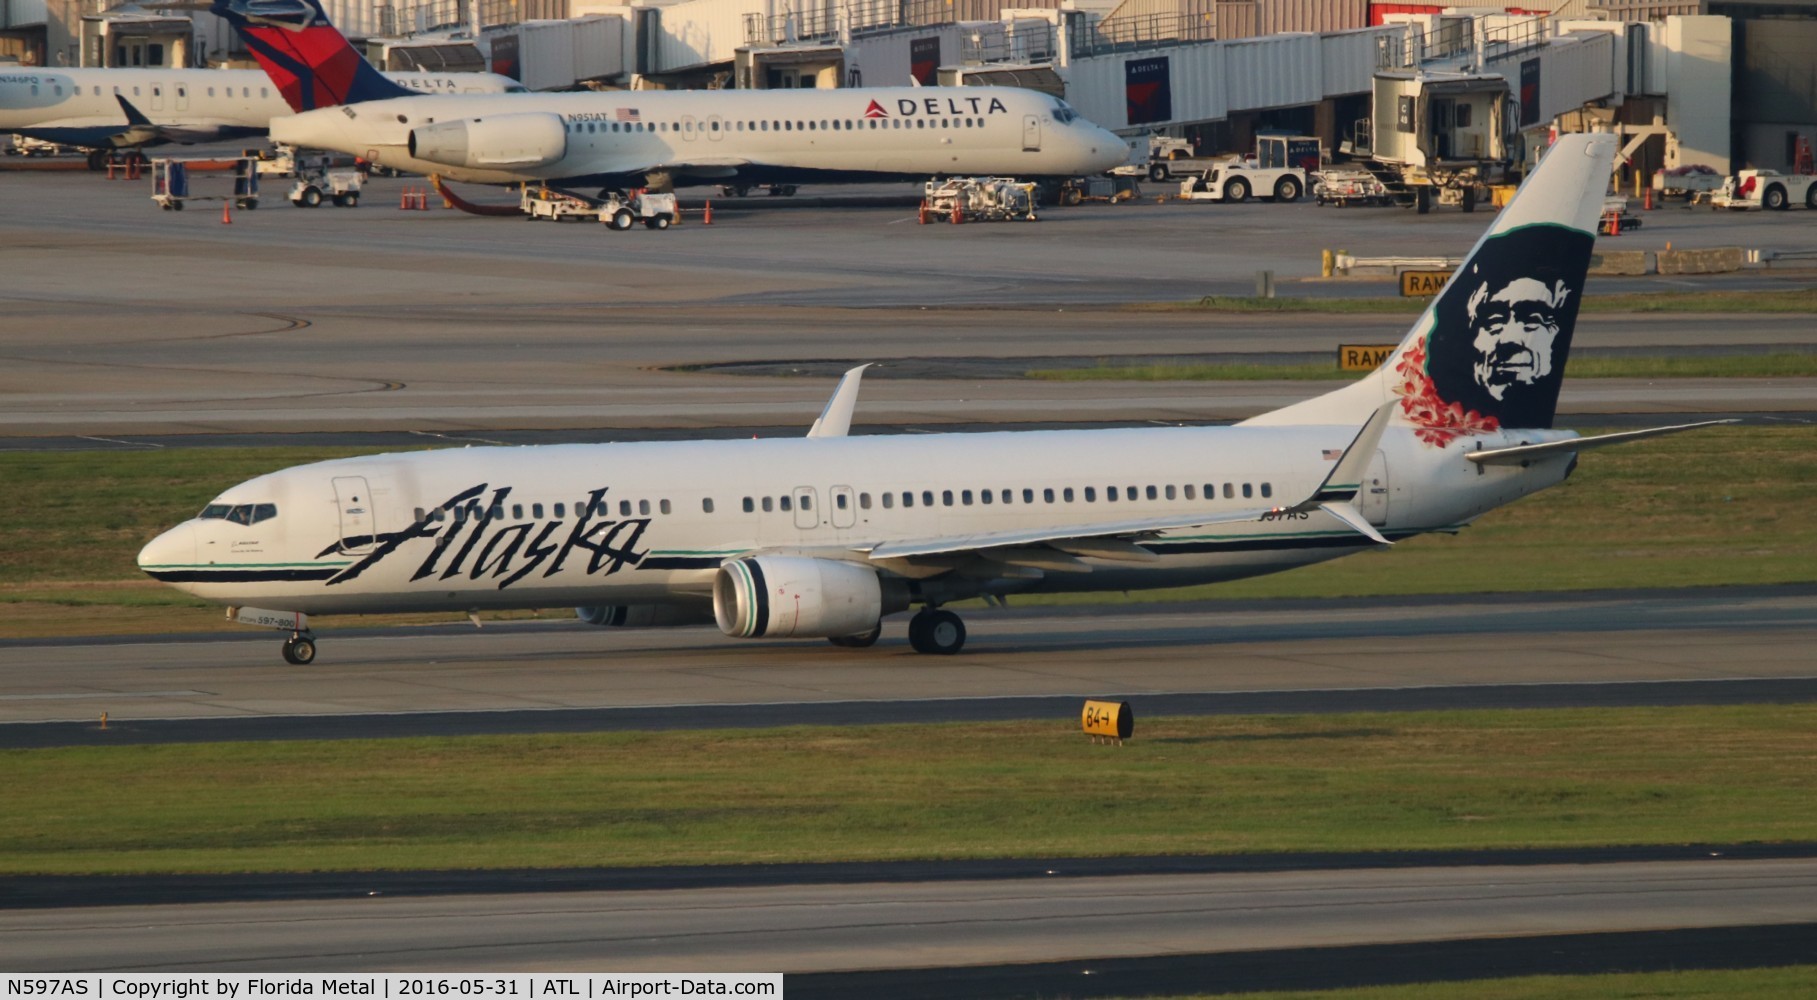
top-left (616, 108), bottom-right (641, 122)
top-left (1322, 449), bottom-right (1343, 460)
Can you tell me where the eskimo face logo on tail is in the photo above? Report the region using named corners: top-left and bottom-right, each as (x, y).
top-left (1394, 224), bottom-right (1593, 444)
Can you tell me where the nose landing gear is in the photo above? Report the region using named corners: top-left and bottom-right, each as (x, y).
top-left (281, 630), bottom-right (318, 665)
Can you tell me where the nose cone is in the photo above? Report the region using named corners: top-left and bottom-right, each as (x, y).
top-left (137, 522), bottom-right (196, 581)
top-left (1085, 126), bottom-right (1128, 173)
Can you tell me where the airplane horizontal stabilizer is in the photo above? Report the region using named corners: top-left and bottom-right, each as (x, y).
top-left (1465, 419), bottom-right (1738, 465)
top-left (1319, 502), bottom-right (1391, 546)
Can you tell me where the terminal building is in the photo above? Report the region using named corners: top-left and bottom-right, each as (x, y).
top-left (2, 0), bottom-right (1812, 175)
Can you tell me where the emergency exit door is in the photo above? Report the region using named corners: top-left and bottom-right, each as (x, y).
top-left (332, 476), bottom-right (376, 554)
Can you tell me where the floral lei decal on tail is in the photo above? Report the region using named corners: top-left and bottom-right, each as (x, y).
top-left (1392, 333), bottom-right (1501, 447)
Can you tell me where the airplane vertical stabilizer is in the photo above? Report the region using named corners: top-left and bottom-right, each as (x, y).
top-left (210, 0), bottom-right (413, 112)
top-left (1244, 133), bottom-right (1618, 440)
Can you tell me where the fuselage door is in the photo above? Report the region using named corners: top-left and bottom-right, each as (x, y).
top-left (707, 114), bottom-right (724, 142)
top-left (829, 485), bottom-right (857, 529)
top-left (1022, 114), bottom-right (1041, 152)
top-left (792, 486), bottom-right (818, 530)
top-left (1359, 451), bottom-right (1390, 526)
top-left (332, 476), bottom-right (376, 554)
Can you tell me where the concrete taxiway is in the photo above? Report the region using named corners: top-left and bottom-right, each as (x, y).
top-left (7, 859), bottom-right (1816, 973)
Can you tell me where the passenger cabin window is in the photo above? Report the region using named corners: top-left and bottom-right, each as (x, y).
top-left (638, 499), bottom-right (651, 515)
top-left (780, 496), bottom-right (793, 512)
top-left (743, 497), bottom-right (754, 512)
top-left (1260, 483), bottom-right (1272, 498)
top-left (554, 503), bottom-right (566, 517)
top-left (703, 498), bottom-right (715, 513)
top-left (762, 497), bottom-right (773, 512)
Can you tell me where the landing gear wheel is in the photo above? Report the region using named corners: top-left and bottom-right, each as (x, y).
top-left (609, 208), bottom-right (634, 230)
top-left (828, 623), bottom-right (883, 648)
top-left (907, 609), bottom-right (965, 655)
top-left (87, 150), bottom-right (108, 171)
top-left (281, 635), bottom-right (317, 665)
top-left (1224, 177), bottom-right (1249, 202)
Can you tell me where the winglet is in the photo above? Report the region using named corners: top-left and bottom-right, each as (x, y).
top-left (115, 94), bottom-right (153, 127)
top-left (807, 364), bottom-right (870, 438)
top-left (1291, 402), bottom-right (1394, 511)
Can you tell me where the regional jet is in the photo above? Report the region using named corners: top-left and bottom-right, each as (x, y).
top-left (138, 133), bottom-right (1729, 663)
top-left (208, 0), bottom-right (1127, 192)
top-left (0, 66), bottom-right (522, 168)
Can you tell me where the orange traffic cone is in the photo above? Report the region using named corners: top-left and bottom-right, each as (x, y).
top-left (221, 200), bottom-right (232, 225)
top-left (950, 205), bottom-right (963, 225)
top-left (399, 185), bottom-right (413, 210)
top-left (703, 200), bottom-right (713, 225)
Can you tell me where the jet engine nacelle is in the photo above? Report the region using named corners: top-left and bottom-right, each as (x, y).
top-left (575, 605), bottom-right (714, 628)
top-left (714, 556), bottom-right (891, 639)
top-left (408, 112), bottom-right (567, 170)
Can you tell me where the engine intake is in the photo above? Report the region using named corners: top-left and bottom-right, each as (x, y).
top-left (575, 605), bottom-right (713, 628)
top-left (714, 556), bottom-right (900, 639)
top-left (408, 112), bottom-right (567, 170)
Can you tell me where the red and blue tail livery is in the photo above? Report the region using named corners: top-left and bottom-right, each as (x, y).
top-left (210, 0), bottom-right (411, 111)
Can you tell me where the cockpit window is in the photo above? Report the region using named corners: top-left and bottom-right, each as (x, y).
top-left (1051, 99), bottom-right (1078, 124)
top-left (200, 502), bottom-right (277, 525)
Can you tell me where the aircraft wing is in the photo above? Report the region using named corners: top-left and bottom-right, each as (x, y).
top-left (586, 153), bottom-right (754, 178)
top-left (109, 95), bottom-right (243, 148)
top-left (864, 402), bottom-right (1399, 562)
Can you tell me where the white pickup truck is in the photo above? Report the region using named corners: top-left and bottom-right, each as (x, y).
top-left (1176, 160), bottom-right (1307, 203)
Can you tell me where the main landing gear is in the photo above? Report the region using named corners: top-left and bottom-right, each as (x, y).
top-left (281, 630), bottom-right (318, 665)
top-left (907, 608), bottom-right (966, 655)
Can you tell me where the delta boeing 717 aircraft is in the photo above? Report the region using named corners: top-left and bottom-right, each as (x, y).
top-left (138, 133), bottom-right (1728, 663)
top-left (208, 0), bottom-right (1127, 192)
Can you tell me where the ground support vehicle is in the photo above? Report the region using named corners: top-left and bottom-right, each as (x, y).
top-left (1652, 165), bottom-right (1723, 201)
top-left (1111, 134), bottom-right (1197, 182)
top-left (150, 157), bottom-right (260, 211)
top-left (1176, 161), bottom-right (1307, 203)
top-left (9, 135), bottom-right (67, 157)
top-left (521, 187), bottom-right (679, 229)
top-left (1711, 169), bottom-right (1817, 211)
top-left (1314, 169), bottom-right (1391, 206)
top-left (290, 167), bottom-right (363, 207)
top-left (920, 177), bottom-right (1039, 223)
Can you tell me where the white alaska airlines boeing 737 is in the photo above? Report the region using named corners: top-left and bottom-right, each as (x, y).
top-left (138, 133), bottom-right (1729, 663)
top-left (0, 67), bottom-right (522, 167)
top-left (208, 0), bottom-right (1127, 191)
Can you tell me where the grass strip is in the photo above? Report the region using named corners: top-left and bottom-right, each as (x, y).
top-left (1029, 353), bottom-right (1817, 382)
top-left (1184, 965), bottom-right (1817, 999)
top-left (5, 706), bottom-right (1816, 875)
top-left (1, 426), bottom-right (1809, 637)
top-left (1139, 288), bottom-right (1817, 315)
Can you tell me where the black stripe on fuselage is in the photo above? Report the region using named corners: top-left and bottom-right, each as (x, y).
top-left (639, 556), bottom-right (722, 571)
top-left (1148, 530), bottom-right (1416, 555)
top-left (143, 568), bottom-right (342, 584)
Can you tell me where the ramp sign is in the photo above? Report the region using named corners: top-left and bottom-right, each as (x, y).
top-left (1400, 269), bottom-right (1453, 297)
top-left (1339, 345), bottom-right (1396, 371)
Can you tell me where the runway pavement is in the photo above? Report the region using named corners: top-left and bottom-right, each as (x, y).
top-left (2, 586), bottom-right (1812, 729)
top-left (7, 859), bottom-right (1817, 978)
